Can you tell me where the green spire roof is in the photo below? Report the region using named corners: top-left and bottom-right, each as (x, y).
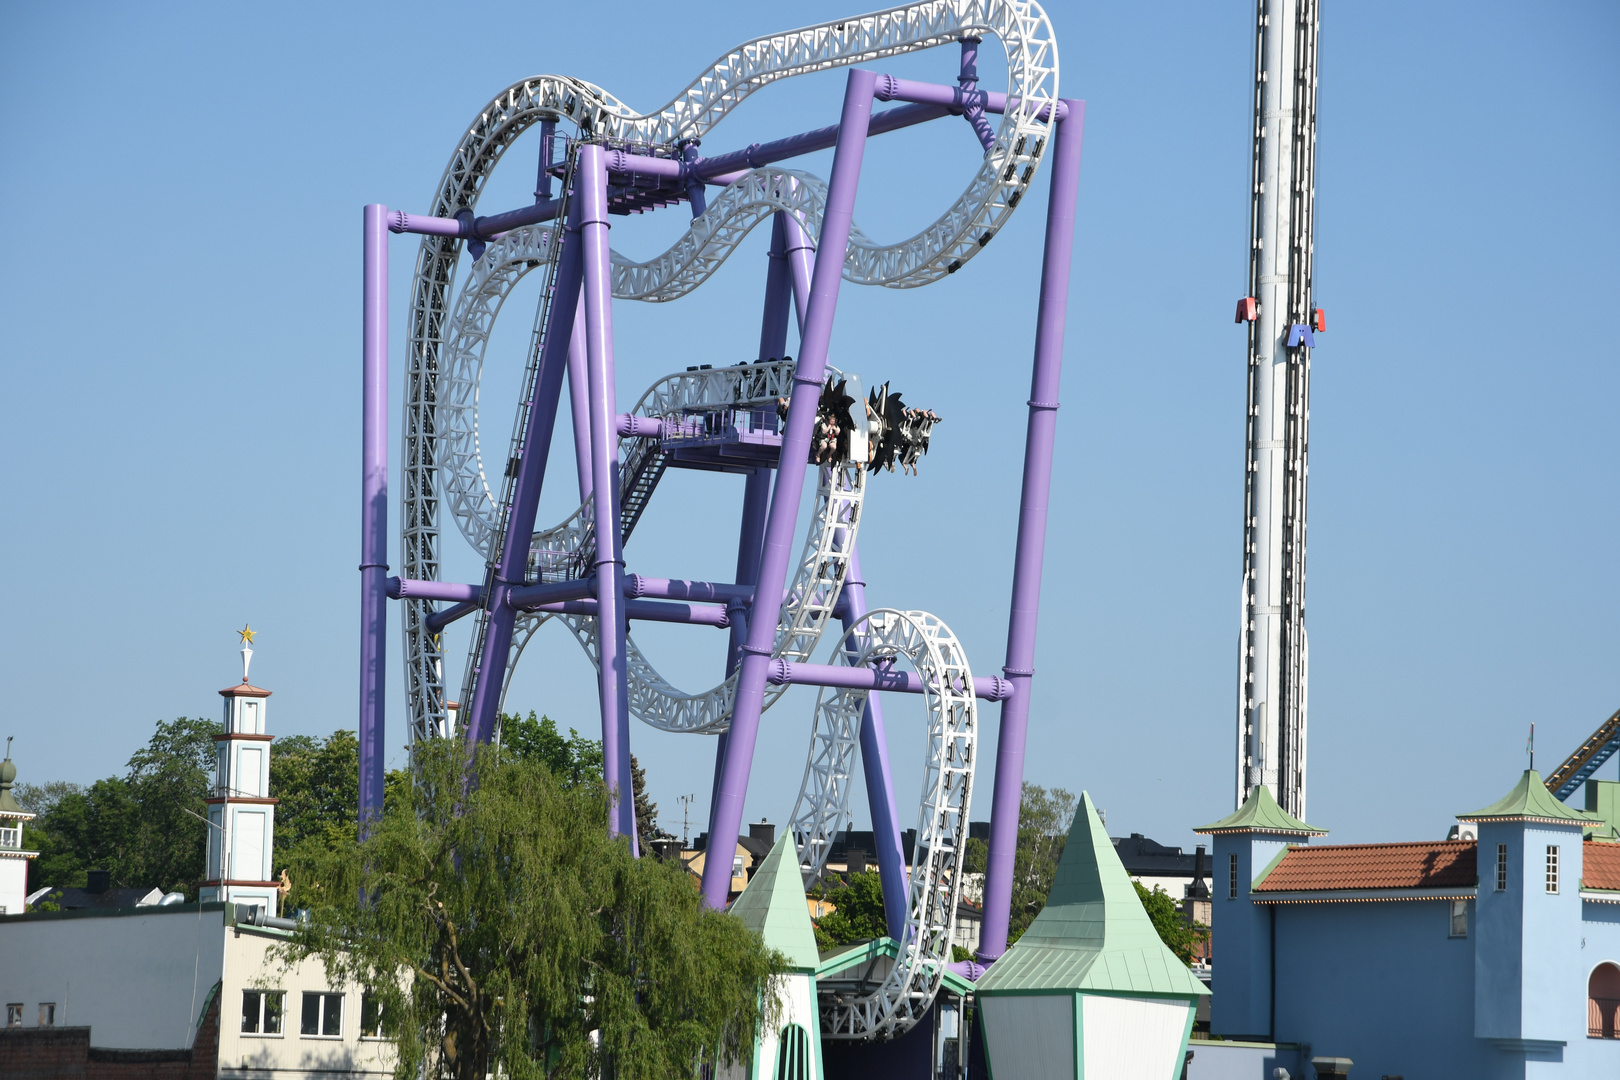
top-left (1458, 769), bottom-right (1594, 826)
top-left (1194, 783), bottom-right (1325, 837)
top-left (728, 836), bottom-right (820, 972)
top-left (976, 793), bottom-right (1208, 998)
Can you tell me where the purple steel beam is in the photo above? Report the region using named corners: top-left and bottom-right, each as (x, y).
top-left (956, 38), bottom-right (997, 153)
top-left (766, 657), bottom-right (1014, 702)
top-left (461, 196), bottom-right (586, 747)
top-left (425, 600), bottom-right (479, 635)
top-left (523, 597), bottom-right (730, 628)
top-left (626, 575), bottom-right (754, 604)
top-left (873, 74), bottom-right (1071, 124)
top-left (701, 68), bottom-right (879, 910)
top-left (978, 100), bottom-right (1087, 962)
top-left (567, 298), bottom-right (592, 503)
top-left (359, 205), bottom-right (389, 826)
top-left (834, 547), bottom-right (910, 940)
top-left (507, 577), bottom-right (599, 610)
top-left (695, 102), bottom-right (948, 185)
top-left (578, 143), bottom-right (638, 852)
top-left (706, 213), bottom-right (792, 849)
top-left (388, 578), bottom-right (485, 603)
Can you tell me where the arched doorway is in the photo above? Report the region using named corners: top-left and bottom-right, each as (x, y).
top-left (1589, 962), bottom-right (1620, 1038)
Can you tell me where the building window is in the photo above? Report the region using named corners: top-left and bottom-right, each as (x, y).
top-left (301, 992), bottom-right (343, 1037)
top-left (0, 826), bottom-right (19, 848)
top-left (360, 993), bottom-right (390, 1039)
top-left (732, 855), bottom-right (746, 877)
top-left (1547, 846), bottom-right (1560, 894)
top-left (1228, 853), bottom-right (1238, 899)
top-left (38, 1004), bottom-right (55, 1028)
top-left (1449, 898), bottom-right (1468, 938)
top-left (242, 990), bottom-right (285, 1035)
top-left (1496, 843), bottom-right (1508, 891)
top-left (1591, 962), bottom-right (1620, 1039)
top-left (6, 1004), bottom-right (21, 1027)
top-left (774, 1023), bottom-right (811, 1080)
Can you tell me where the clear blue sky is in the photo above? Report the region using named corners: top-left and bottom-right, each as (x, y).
top-left (2, 1), bottom-right (1615, 855)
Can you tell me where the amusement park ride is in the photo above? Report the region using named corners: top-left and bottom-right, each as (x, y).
top-left (356, 0), bottom-right (1079, 1041)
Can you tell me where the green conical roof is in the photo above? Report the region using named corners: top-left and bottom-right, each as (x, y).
top-left (1194, 784), bottom-right (1325, 836)
top-left (976, 793), bottom-right (1208, 997)
top-left (728, 836), bottom-right (820, 972)
top-left (1458, 769), bottom-right (1594, 826)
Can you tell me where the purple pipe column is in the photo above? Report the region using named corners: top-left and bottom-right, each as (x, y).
top-left (566, 298), bottom-right (592, 503)
top-left (359, 205), bottom-right (389, 828)
top-left (578, 144), bottom-right (638, 852)
top-left (705, 211), bottom-right (792, 847)
top-left (461, 201), bottom-right (586, 747)
top-left (977, 101), bottom-right (1086, 962)
top-left (780, 205), bottom-right (909, 935)
top-left (701, 68), bottom-right (879, 909)
top-left (838, 547), bottom-right (909, 939)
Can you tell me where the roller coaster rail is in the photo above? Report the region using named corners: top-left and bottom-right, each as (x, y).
top-left (356, 0), bottom-right (1085, 1041)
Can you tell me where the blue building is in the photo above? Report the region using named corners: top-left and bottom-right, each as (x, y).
top-left (1195, 770), bottom-right (1620, 1077)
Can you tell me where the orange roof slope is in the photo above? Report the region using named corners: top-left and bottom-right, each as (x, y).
top-left (1254, 840), bottom-right (1476, 892)
top-left (1585, 842), bottom-right (1620, 891)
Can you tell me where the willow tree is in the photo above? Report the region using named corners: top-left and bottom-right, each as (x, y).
top-left (277, 739), bottom-right (782, 1080)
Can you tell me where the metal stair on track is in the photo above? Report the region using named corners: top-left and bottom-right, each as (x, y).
top-left (1547, 705), bottom-right (1620, 801)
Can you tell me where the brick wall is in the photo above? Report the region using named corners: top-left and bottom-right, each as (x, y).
top-left (0, 982), bottom-right (220, 1080)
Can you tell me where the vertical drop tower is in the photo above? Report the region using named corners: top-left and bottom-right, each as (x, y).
top-left (1235, 0), bottom-right (1320, 818)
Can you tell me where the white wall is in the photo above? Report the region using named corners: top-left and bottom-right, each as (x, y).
top-left (978, 993), bottom-right (1075, 1080)
top-left (218, 926), bottom-right (394, 1079)
top-left (1080, 993), bottom-right (1192, 1080)
top-left (0, 906), bottom-right (227, 1049)
top-left (0, 852), bottom-right (30, 915)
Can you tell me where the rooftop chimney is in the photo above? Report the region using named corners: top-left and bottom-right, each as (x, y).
top-left (87, 869), bottom-right (110, 894)
top-left (749, 820), bottom-right (776, 845)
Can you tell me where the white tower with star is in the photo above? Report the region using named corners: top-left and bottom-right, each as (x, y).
top-left (0, 738), bottom-right (40, 915)
top-left (199, 626), bottom-right (280, 917)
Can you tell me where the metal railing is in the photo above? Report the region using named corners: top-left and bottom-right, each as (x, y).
top-left (1589, 996), bottom-right (1620, 1038)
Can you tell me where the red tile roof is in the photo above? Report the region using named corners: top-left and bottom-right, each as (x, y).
top-left (218, 682), bottom-right (272, 697)
top-left (1585, 842), bottom-right (1620, 891)
top-left (1254, 840), bottom-right (1476, 892)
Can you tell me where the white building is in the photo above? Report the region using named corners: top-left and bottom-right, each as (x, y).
top-left (199, 635), bottom-right (280, 918)
top-left (0, 740), bottom-right (39, 916)
top-left (0, 901), bottom-right (394, 1078)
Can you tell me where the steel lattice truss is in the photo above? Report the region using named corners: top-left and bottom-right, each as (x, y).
top-left (404, 0), bottom-right (1058, 743)
top-left (789, 610), bottom-right (977, 1040)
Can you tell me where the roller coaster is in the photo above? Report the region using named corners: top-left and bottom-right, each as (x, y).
top-left (355, 0), bottom-right (1083, 1041)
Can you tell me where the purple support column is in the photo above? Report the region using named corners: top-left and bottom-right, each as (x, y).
top-left (461, 200), bottom-right (585, 747)
top-left (705, 211), bottom-right (793, 848)
top-left (781, 200), bottom-right (907, 932)
top-left (359, 205), bottom-right (389, 828)
top-left (566, 297), bottom-right (592, 503)
top-left (839, 547), bottom-right (909, 939)
top-left (578, 143), bottom-right (638, 852)
top-left (977, 101), bottom-right (1086, 962)
top-left (701, 68), bottom-right (879, 909)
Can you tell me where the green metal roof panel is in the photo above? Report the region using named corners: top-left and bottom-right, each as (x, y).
top-left (977, 793), bottom-right (1208, 998)
top-left (1458, 769), bottom-right (1594, 825)
top-left (728, 836), bottom-right (822, 971)
top-left (1194, 784), bottom-right (1326, 836)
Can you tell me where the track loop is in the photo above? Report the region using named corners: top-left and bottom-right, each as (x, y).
top-left (791, 609), bottom-right (977, 1040)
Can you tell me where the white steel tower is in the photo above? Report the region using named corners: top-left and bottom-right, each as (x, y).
top-left (1235, 0), bottom-right (1320, 817)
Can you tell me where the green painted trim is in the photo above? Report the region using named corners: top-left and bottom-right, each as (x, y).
top-left (1077, 989), bottom-right (1204, 1005)
top-left (1171, 1001), bottom-right (1196, 1080)
top-left (2, 901), bottom-right (231, 923)
top-left (194, 980), bottom-right (221, 1037)
top-left (1251, 846), bottom-right (1292, 891)
top-left (1073, 988), bottom-right (1083, 1080)
top-left (976, 986), bottom-right (1081, 998)
top-left (811, 1009), bottom-right (825, 1080)
top-left (1186, 1037), bottom-right (1303, 1049)
top-left (978, 1000), bottom-right (996, 1080)
top-left (814, 936), bottom-right (894, 977)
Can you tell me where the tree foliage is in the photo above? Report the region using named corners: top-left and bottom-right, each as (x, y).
top-left (277, 739), bottom-right (782, 1080)
top-left (1132, 881), bottom-right (1209, 965)
top-left (1007, 781), bottom-right (1077, 944)
top-left (808, 871), bottom-right (889, 950)
top-left (502, 712), bottom-right (664, 845)
top-left (22, 717), bottom-right (215, 898)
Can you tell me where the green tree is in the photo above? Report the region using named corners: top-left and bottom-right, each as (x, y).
top-left (1008, 782), bottom-right (1077, 944)
top-left (501, 712), bottom-right (664, 844)
top-left (277, 738), bottom-right (783, 1080)
top-left (808, 871), bottom-right (889, 950)
top-left (24, 717), bottom-right (215, 898)
top-left (270, 730), bottom-right (362, 863)
top-left (1132, 881), bottom-right (1209, 965)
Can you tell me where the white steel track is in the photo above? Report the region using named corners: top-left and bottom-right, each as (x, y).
top-left (788, 610), bottom-right (978, 1040)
